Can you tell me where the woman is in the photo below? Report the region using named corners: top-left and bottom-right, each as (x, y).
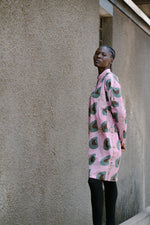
top-left (88, 45), bottom-right (127, 225)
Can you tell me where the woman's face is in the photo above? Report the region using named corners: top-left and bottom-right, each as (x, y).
top-left (93, 47), bottom-right (113, 69)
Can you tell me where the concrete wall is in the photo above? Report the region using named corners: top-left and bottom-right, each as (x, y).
top-left (112, 6), bottom-right (150, 224)
top-left (0, 0), bottom-right (99, 224)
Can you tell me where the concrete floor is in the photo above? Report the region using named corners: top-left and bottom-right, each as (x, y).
top-left (119, 206), bottom-right (150, 225)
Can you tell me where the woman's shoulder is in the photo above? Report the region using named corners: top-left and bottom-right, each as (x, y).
top-left (105, 72), bottom-right (120, 83)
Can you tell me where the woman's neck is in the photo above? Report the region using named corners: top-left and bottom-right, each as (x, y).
top-left (98, 67), bottom-right (110, 75)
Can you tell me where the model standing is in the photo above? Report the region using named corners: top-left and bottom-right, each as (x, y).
top-left (88, 46), bottom-right (127, 225)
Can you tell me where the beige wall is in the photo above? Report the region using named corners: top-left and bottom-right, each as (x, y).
top-left (112, 6), bottom-right (150, 224)
top-left (0, 0), bottom-right (99, 224)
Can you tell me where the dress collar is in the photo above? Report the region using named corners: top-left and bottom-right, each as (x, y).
top-left (97, 69), bottom-right (111, 80)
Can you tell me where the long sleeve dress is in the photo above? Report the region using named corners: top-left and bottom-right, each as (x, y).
top-left (88, 69), bottom-right (127, 182)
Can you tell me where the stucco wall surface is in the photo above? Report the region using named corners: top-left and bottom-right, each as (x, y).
top-left (0, 0), bottom-right (99, 224)
top-left (112, 7), bottom-right (150, 224)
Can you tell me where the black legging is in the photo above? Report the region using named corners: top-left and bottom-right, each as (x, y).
top-left (88, 178), bottom-right (118, 225)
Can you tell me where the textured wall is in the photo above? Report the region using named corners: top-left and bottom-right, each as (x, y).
top-left (112, 6), bottom-right (150, 224)
top-left (0, 0), bottom-right (99, 224)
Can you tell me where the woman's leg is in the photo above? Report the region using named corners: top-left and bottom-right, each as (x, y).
top-left (103, 181), bottom-right (118, 225)
top-left (88, 178), bottom-right (104, 225)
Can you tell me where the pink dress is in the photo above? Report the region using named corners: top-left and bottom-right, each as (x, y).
top-left (88, 69), bottom-right (127, 182)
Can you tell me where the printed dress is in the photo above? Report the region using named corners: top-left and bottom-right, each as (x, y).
top-left (88, 69), bottom-right (127, 182)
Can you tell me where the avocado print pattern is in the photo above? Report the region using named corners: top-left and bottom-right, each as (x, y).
top-left (102, 108), bottom-right (107, 115)
top-left (102, 106), bottom-right (111, 116)
top-left (103, 138), bottom-right (111, 150)
top-left (92, 87), bottom-right (101, 98)
top-left (89, 102), bottom-right (97, 116)
top-left (89, 154), bottom-right (96, 165)
top-left (111, 101), bottom-right (119, 107)
top-left (88, 69), bottom-right (127, 182)
top-left (111, 173), bottom-right (118, 181)
top-left (89, 137), bottom-right (98, 149)
top-left (112, 87), bottom-right (121, 98)
top-left (90, 120), bottom-right (98, 132)
top-left (100, 155), bottom-right (111, 166)
top-left (101, 121), bottom-right (108, 133)
top-left (106, 79), bottom-right (111, 91)
top-left (96, 171), bottom-right (106, 180)
top-left (115, 157), bottom-right (121, 167)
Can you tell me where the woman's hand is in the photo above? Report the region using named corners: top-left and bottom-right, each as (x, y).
top-left (121, 143), bottom-right (126, 152)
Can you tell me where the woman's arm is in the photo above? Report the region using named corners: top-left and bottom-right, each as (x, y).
top-left (105, 74), bottom-right (127, 149)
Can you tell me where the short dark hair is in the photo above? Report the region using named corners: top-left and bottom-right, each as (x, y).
top-left (101, 45), bottom-right (116, 59)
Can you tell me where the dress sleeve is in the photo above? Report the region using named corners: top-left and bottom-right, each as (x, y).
top-left (105, 74), bottom-right (127, 145)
